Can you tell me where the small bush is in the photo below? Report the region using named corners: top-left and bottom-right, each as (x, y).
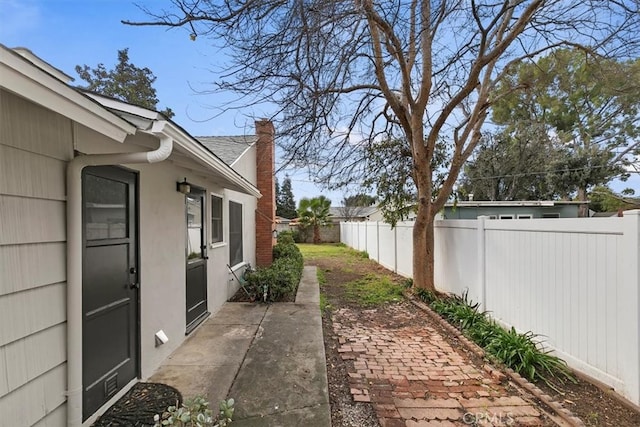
top-left (415, 287), bottom-right (436, 303)
top-left (244, 236), bottom-right (304, 302)
top-left (154, 396), bottom-right (234, 427)
top-left (275, 231), bottom-right (296, 246)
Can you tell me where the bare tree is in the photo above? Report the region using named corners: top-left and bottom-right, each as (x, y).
top-left (125, 1), bottom-right (640, 291)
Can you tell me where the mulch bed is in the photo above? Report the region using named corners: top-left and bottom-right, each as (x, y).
top-left (92, 382), bottom-right (182, 427)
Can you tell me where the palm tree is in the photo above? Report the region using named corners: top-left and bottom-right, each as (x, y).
top-left (297, 196), bottom-right (331, 244)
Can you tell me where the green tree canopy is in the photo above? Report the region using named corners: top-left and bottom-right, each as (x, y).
top-left (297, 196), bottom-right (331, 244)
top-left (276, 175), bottom-right (297, 219)
top-left (75, 48), bottom-right (174, 118)
top-left (491, 48), bottom-right (640, 215)
top-left (459, 126), bottom-right (565, 201)
top-left (589, 186), bottom-right (639, 213)
top-left (343, 194), bottom-right (376, 207)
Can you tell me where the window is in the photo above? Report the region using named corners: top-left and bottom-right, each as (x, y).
top-left (499, 214), bottom-right (514, 220)
top-left (211, 195), bottom-right (223, 243)
top-left (229, 201), bottom-right (243, 266)
top-left (186, 191), bottom-right (204, 261)
top-left (542, 213), bottom-right (560, 219)
top-left (517, 214), bottom-right (533, 219)
top-left (84, 174), bottom-right (128, 240)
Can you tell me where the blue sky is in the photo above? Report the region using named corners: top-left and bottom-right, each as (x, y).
top-left (1, 0), bottom-right (637, 202)
top-left (0, 0), bottom-right (344, 203)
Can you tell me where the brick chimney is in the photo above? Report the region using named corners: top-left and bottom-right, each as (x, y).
top-left (255, 119), bottom-right (276, 267)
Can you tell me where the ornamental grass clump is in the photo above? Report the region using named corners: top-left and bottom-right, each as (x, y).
top-left (415, 288), bottom-right (573, 385)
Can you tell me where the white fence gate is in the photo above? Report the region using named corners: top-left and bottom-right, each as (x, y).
top-left (340, 212), bottom-right (640, 406)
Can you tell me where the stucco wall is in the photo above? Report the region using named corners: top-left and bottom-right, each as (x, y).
top-left (75, 126), bottom-right (258, 379)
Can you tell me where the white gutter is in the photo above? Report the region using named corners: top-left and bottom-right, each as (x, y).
top-left (66, 121), bottom-right (173, 427)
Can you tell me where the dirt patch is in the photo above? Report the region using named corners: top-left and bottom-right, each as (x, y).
top-left (305, 245), bottom-right (640, 427)
top-left (534, 375), bottom-right (640, 427)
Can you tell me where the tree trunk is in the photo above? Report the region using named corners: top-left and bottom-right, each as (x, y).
top-left (313, 224), bottom-right (320, 244)
top-left (577, 187), bottom-right (588, 217)
top-left (412, 201), bottom-right (436, 291)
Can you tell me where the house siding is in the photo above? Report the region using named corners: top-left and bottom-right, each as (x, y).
top-left (0, 90), bottom-right (71, 424)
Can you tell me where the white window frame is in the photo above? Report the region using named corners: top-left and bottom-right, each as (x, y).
top-left (210, 192), bottom-right (225, 248)
top-left (499, 214), bottom-right (514, 220)
top-left (517, 214), bottom-right (533, 219)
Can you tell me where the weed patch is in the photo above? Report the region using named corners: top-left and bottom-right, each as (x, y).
top-left (345, 274), bottom-right (404, 306)
top-left (317, 268), bottom-right (327, 285)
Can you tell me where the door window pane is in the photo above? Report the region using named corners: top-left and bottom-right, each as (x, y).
top-left (229, 201), bottom-right (243, 266)
top-left (187, 194), bottom-right (203, 261)
top-left (85, 174), bottom-right (128, 240)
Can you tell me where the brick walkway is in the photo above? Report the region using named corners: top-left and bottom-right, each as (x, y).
top-left (332, 304), bottom-right (553, 426)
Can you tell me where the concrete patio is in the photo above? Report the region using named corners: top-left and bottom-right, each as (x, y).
top-left (150, 266), bottom-right (331, 426)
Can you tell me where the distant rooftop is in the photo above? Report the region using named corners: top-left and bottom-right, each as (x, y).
top-left (445, 200), bottom-right (589, 207)
top-left (197, 135), bottom-right (258, 165)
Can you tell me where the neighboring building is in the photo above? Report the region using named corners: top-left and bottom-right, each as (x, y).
top-left (0, 46), bottom-right (275, 426)
top-left (329, 206), bottom-right (382, 222)
top-left (442, 200), bottom-right (588, 219)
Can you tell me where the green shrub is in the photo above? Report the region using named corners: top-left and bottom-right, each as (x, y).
top-left (423, 290), bottom-right (573, 384)
top-left (244, 236), bottom-right (304, 302)
top-left (275, 231), bottom-right (296, 246)
top-left (484, 326), bottom-right (573, 383)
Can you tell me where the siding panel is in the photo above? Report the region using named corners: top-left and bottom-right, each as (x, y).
top-left (0, 145), bottom-right (66, 201)
top-left (0, 243), bottom-right (66, 296)
top-left (3, 323), bottom-right (66, 396)
top-left (0, 196), bottom-right (65, 245)
top-left (0, 347), bottom-right (7, 397)
top-left (33, 403), bottom-right (66, 427)
top-left (0, 90), bottom-right (73, 161)
top-left (0, 283), bottom-right (66, 347)
top-left (0, 363), bottom-right (66, 426)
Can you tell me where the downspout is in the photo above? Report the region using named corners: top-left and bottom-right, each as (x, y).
top-left (66, 121), bottom-right (173, 427)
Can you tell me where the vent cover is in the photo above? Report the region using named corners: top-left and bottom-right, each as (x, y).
top-left (104, 373), bottom-right (118, 398)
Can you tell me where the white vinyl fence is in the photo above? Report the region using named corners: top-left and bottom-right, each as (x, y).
top-left (340, 211), bottom-right (640, 406)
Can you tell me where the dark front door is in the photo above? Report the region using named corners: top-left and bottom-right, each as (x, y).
top-left (185, 188), bottom-right (209, 333)
top-left (82, 166), bottom-right (139, 420)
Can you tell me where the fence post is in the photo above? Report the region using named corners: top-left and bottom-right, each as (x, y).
top-left (477, 216), bottom-right (488, 310)
top-left (394, 225), bottom-right (398, 273)
top-left (376, 221), bottom-right (380, 263)
top-left (620, 210), bottom-right (640, 405)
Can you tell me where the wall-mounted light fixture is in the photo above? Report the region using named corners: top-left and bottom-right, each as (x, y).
top-left (176, 178), bottom-right (191, 194)
top-left (272, 229), bottom-right (278, 239)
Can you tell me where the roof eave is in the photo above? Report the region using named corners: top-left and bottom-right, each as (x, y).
top-left (152, 122), bottom-right (261, 198)
top-left (0, 45), bottom-right (136, 142)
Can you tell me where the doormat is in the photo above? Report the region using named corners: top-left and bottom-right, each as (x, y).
top-left (92, 382), bottom-right (182, 426)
